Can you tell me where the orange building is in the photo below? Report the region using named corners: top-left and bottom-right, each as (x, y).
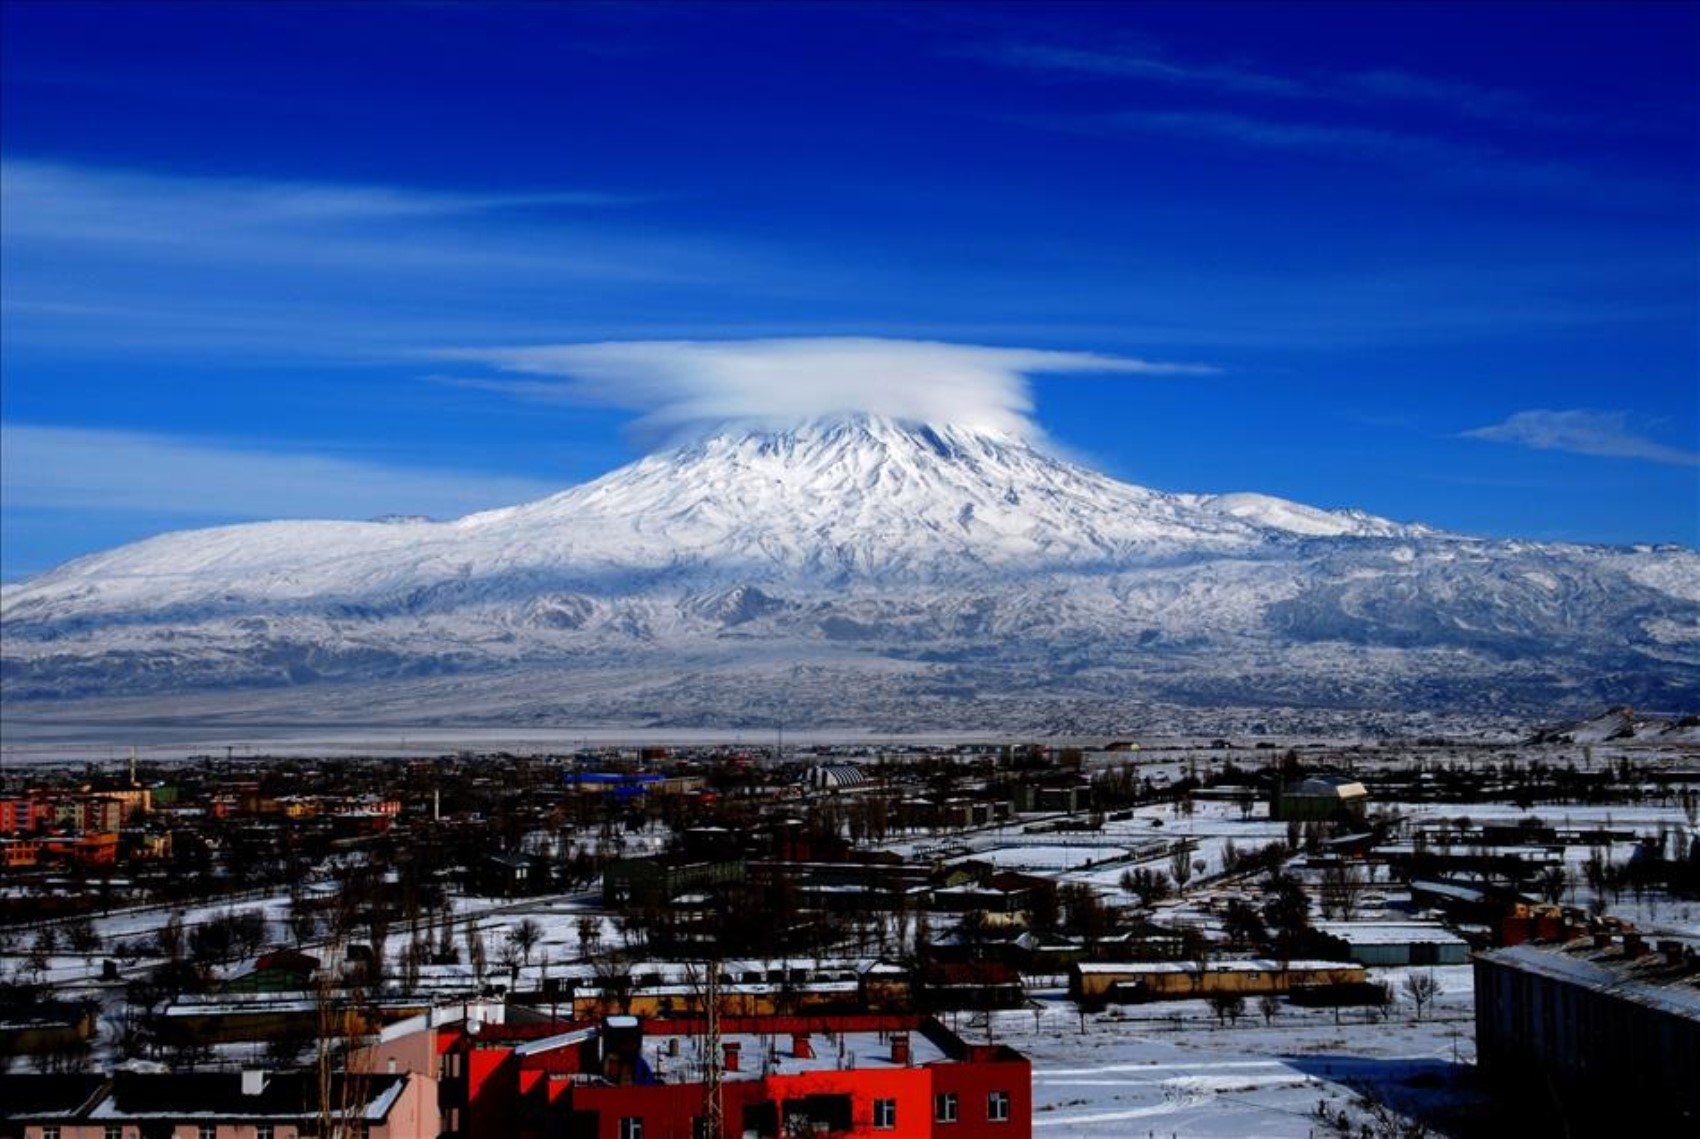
top-left (38, 831), bottom-right (120, 867)
top-left (1, 838), bottom-right (42, 869)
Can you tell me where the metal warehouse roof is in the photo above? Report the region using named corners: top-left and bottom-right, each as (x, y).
top-left (1287, 776), bottom-right (1368, 799)
top-left (1312, 921), bottom-right (1469, 946)
top-left (1480, 939), bottom-right (1700, 1021)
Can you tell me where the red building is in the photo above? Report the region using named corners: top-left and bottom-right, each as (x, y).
top-left (0, 796), bottom-right (54, 835)
top-left (361, 1010), bottom-right (1030, 1139)
top-left (0, 798), bottom-right (31, 834)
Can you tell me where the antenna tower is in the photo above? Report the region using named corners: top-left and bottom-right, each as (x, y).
top-left (701, 956), bottom-right (724, 1139)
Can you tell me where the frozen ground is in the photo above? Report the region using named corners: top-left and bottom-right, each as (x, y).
top-left (1006, 965), bottom-right (1479, 1138)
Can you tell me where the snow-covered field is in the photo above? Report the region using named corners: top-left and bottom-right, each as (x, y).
top-left (1007, 967), bottom-right (1479, 1138)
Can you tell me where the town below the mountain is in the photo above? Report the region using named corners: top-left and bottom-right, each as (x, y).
top-left (2, 708), bottom-right (1697, 1137)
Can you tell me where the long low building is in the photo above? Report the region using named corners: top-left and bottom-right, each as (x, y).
top-left (1309, 921), bottom-right (1472, 967)
top-left (157, 991), bottom-right (441, 1044)
top-left (551, 957), bottom-right (915, 1018)
top-left (1070, 959), bottom-right (1366, 1003)
top-left (1475, 931), bottom-right (1700, 1128)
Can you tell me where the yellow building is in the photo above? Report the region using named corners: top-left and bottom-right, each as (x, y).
top-left (1070, 959), bottom-right (1366, 1002)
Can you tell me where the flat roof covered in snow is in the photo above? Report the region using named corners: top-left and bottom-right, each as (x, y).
top-left (1076, 959), bottom-right (1358, 975)
top-left (1311, 921), bottom-right (1469, 946)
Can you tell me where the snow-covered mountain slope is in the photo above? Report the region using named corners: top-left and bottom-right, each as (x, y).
top-left (1527, 707), bottom-right (1700, 745)
top-left (3, 416), bottom-right (1697, 727)
top-left (2, 419), bottom-right (1423, 614)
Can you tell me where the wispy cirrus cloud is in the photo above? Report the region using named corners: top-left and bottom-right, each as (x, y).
top-left (0, 159), bottom-right (689, 277)
top-left (1, 158), bottom-right (639, 231)
top-left (0, 423), bottom-right (556, 520)
top-left (438, 337), bottom-right (1215, 442)
top-left (1463, 410), bottom-right (1699, 467)
top-left (0, 158), bottom-right (789, 357)
top-left (983, 42), bottom-right (1307, 98)
top-left (0, 158), bottom-right (644, 243)
top-left (1013, 107), bottom-right (1671, 200)
top-left (1105, 109), bottom-right (1461, 161)
top-left (973, 41), bottom-right (1609, 132)
top-left (1341, 68), bottom-right (1595, 131)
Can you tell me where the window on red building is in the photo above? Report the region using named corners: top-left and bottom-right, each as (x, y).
top-left (619, 1117), bottom-right (645, 1139)
top-left (935, 1092), bottom-right (958, 1122)
top-left (988, 1090), bottom-right (1011, 1122)
top-left (742, 1102), bottom-right (779, 1136)
top-left (785, 1094), bottom-right (852, 1133)
top-left (873, 1098), bottom-right (897, 1130)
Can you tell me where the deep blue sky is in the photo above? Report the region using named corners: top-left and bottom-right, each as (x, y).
top-left (2, 1), bottom-right (1696, 579)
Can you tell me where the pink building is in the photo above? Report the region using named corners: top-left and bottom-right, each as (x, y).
top-left (1, 1069), bottom-right (437, 1138)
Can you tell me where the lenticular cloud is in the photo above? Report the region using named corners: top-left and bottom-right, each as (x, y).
top-left (443, 337), bottom-right (1211, 442)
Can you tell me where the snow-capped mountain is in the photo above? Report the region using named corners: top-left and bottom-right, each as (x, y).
top-left (4, 416), bottom-right (1697, 731)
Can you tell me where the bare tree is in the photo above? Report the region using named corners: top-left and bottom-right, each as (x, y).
top-left (508, 918), bottom-right (544, 969)
top-left (1169, 844), bottom-right (1194, 892)
top-left (590, 949), bottom-right (635, 1014)
top-left (64, 917), bottom-right (101, 964)
top-left (1402, 970), bottom-right (1442, 1021)
top-left (1258, 993), bottom-right (1281, 1026)
top-left (401, 937), bottom-right (424, 991)
top-left (1319, 863), bottom-right (1364, 921)
top-left (287, 887), bottom-right (319, 945)
top-left (1119, 868), bottom-right (1172, 907)
top-left (463, 914), bottom-right (488, 981)
top-left (435, 900), bottom-right (457, 964)
top-left (496, 938), bottom-right (523, 983)
top-left (576, 914), bottom-right (603, 961)
top-left (1208, 992), bottom-right (1245, 1026)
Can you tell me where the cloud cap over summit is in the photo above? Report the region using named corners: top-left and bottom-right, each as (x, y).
top-left (441, 337), bottom-right (1214, 442)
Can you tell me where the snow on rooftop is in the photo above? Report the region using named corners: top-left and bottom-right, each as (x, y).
top-left (708, 1029), bottom-right (949, 1077)
top-left (514, 1026), bottom-right (599, 1057)
top-left (1288, 776), bottom-right (1367, 798)
top-left (1076, 960), bottom-right (1356, 975)
top-left (1483, 940), bottom-right (1700, 1020)
top-left (1311, 921), bottom-right (1469, 946)
top-left (363, 1079), bottom-right (404, 1121)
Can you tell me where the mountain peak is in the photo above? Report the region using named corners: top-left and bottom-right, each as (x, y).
top-left (4, 407), bottom-right (1695, 722)
top-left (466, 410), bottom-right (1428, 583)
top-left (670, 413), bottom-right (1027, 458)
